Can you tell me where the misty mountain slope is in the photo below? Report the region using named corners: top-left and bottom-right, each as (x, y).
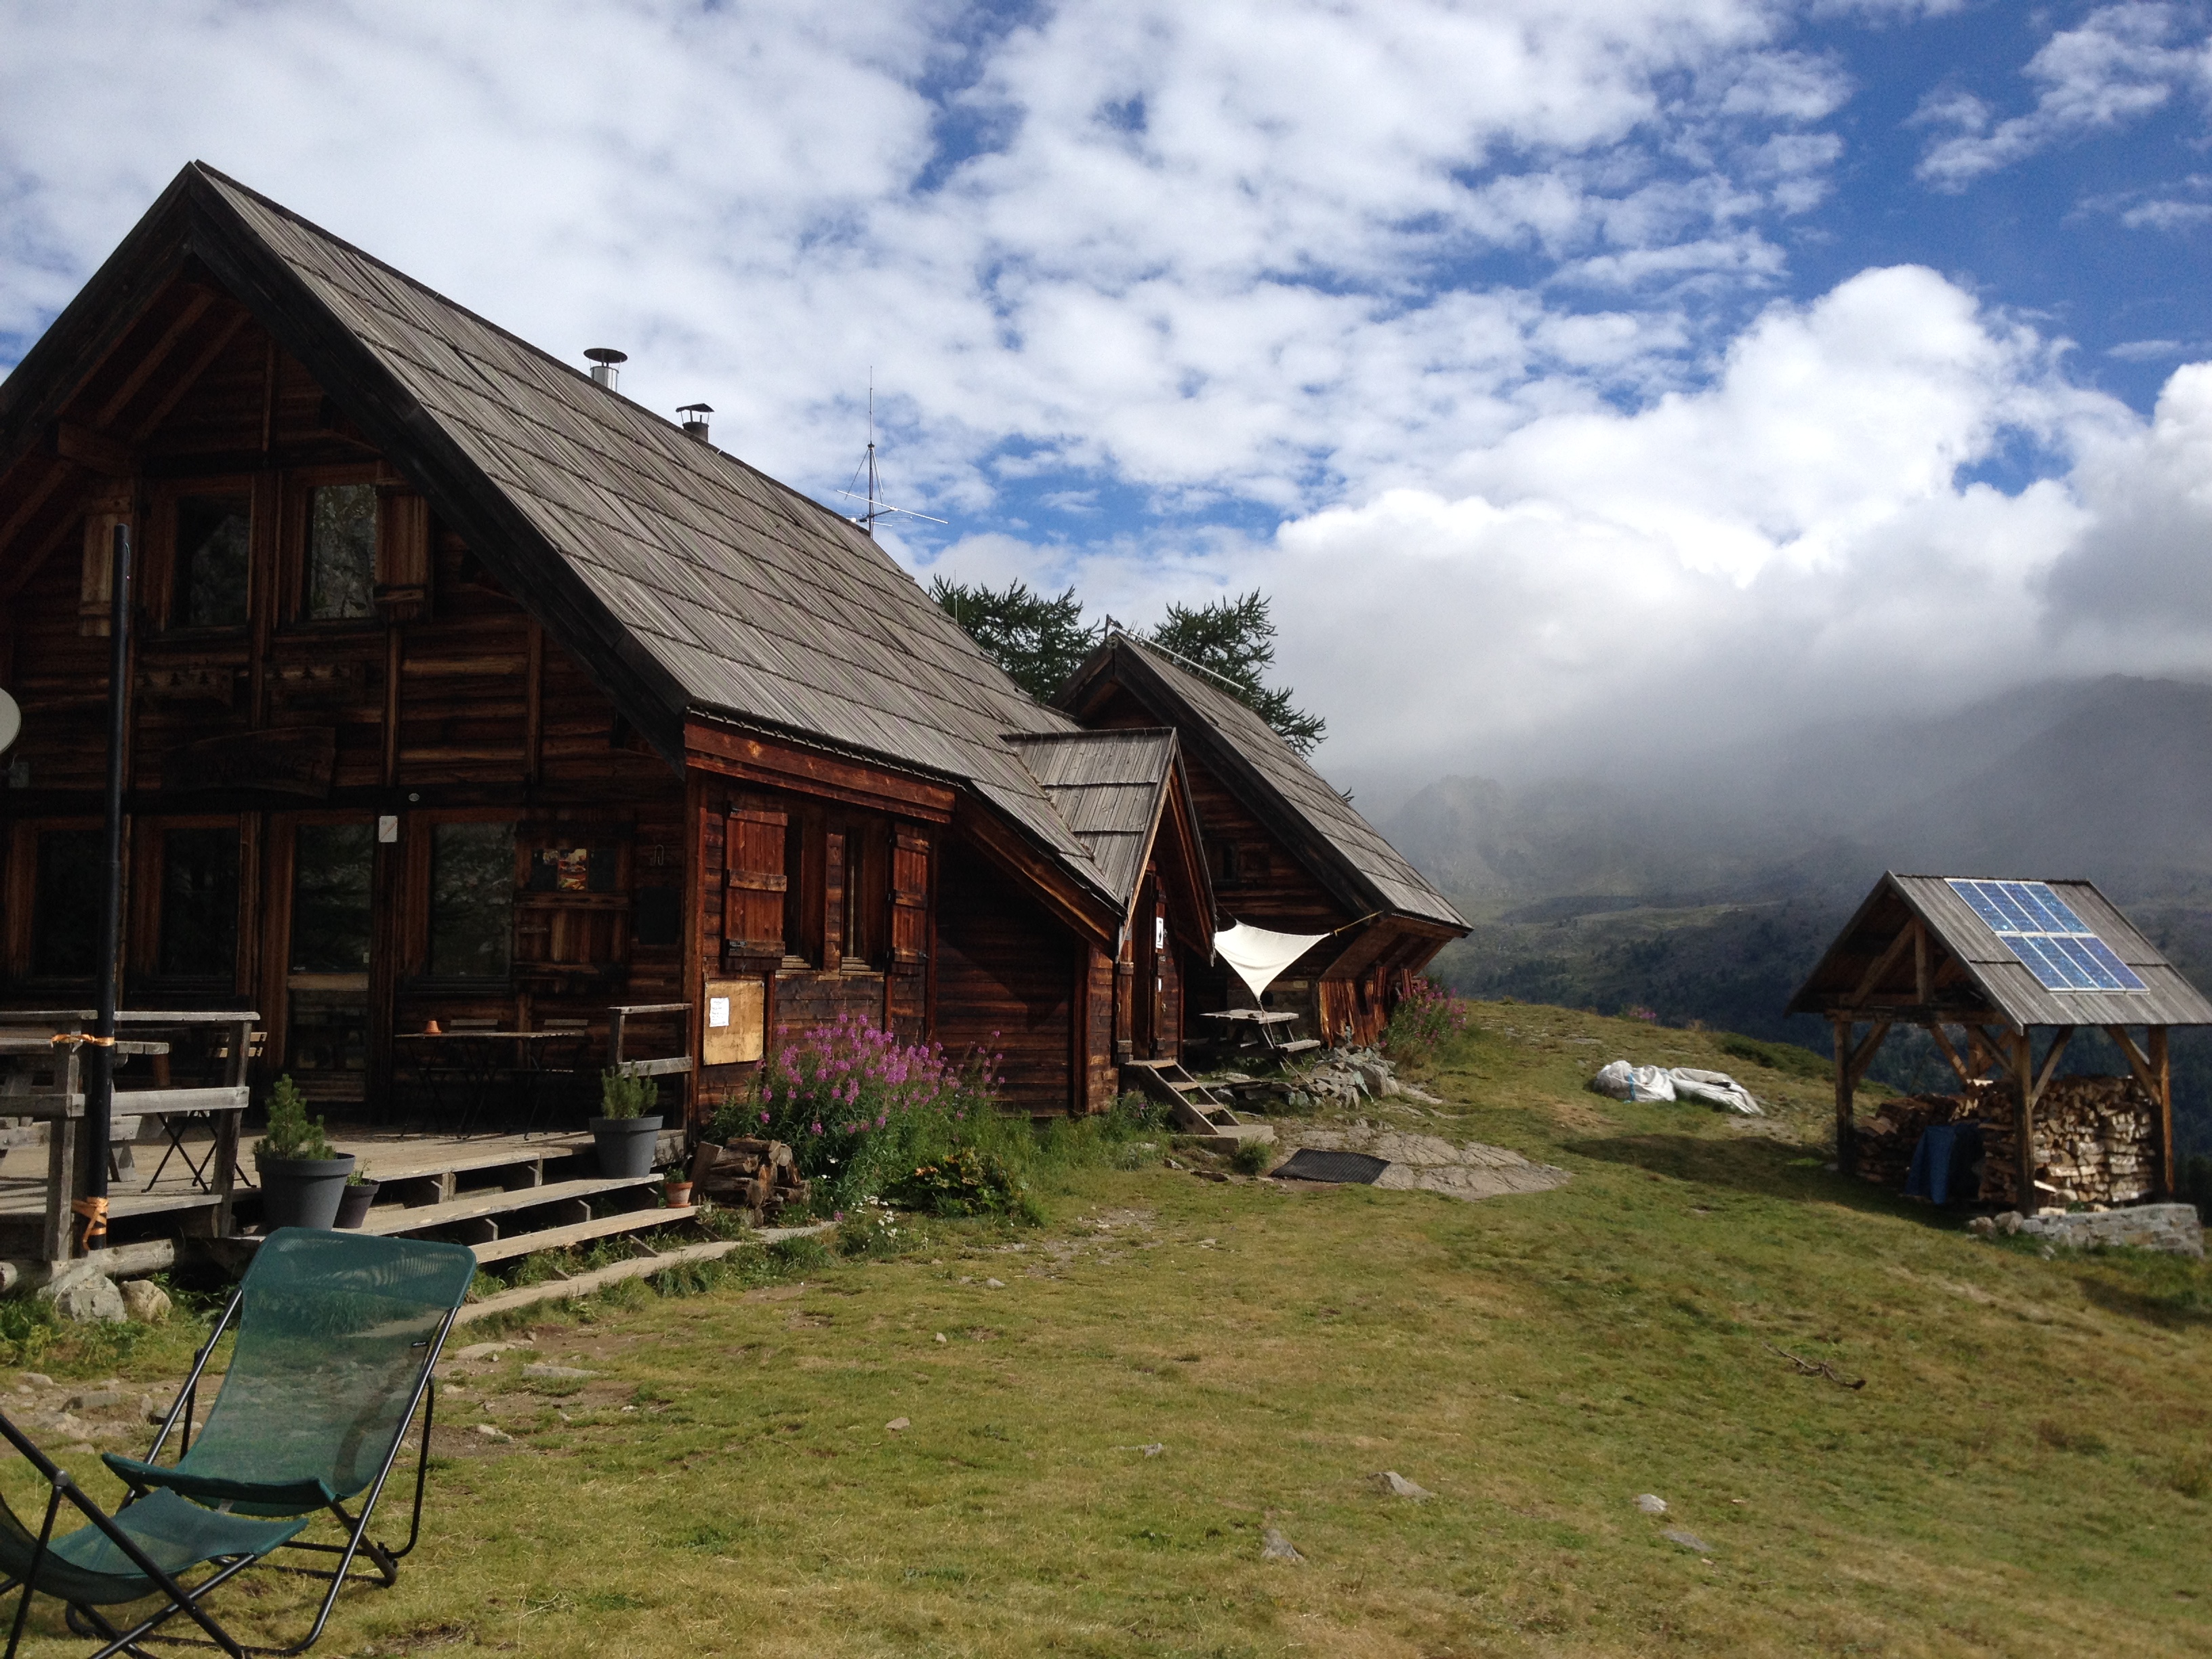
top-left (1395, 674), bottom-right (2212, 1153)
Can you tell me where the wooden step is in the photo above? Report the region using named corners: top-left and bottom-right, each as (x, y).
top-left (358, 1174), bottom-right (660, 1237)
top-left (466, 1203), bottom-right (696, 1265)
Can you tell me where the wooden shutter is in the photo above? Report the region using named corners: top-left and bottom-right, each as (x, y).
top-left (823, 832), bottom-right (846, 972)
top-left (723, 808), bottom-right (788, 959)
top-left (890, 825), bottom-right (930, 967)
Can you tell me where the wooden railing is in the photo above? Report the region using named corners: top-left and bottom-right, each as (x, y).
top-left (0, 1010), bottom-right (258, 1263)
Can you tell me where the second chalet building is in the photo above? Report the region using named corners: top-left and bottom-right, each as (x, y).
top-left (0, 164), bottom-right (1465, 1127)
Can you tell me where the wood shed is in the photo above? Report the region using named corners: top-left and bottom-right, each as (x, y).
top-left (1787, 874), bottom-right (2212, 1209)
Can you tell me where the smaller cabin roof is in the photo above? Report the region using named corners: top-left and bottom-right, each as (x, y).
top-left (1788, 873), bottom-right (2212, 1030)
top-left (1003, 729), bottom-right (1197, 914)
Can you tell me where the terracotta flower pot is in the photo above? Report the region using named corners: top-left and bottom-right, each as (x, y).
top-left (664, 1180), bottom-right (695, 1208)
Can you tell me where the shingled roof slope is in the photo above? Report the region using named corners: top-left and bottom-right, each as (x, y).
top-left (1057, 638), bottom-right (1465, 931)
top-left (3, 165), bottom-right (1114, 905)
top-left (1004, 729), bottom-right (1183, 909)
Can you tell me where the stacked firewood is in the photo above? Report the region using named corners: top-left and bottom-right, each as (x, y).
top-left (1969, 1076), bottom-right (2154, 1210)
top-left (687, 1137), bottom-right (811, 1225)
top-left (1853, 1094), bottom-right (1971, 1189)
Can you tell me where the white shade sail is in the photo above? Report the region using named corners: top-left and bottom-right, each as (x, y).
top-left (1214, 922), bottom-right (1329, 1001)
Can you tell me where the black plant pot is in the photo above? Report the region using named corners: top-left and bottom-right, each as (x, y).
top-left (257, 1153), bottom-right (357, 1231)
top-left (333, 1179), bottom-right (382, 1229)
top-left (590, 1115), bottom-right (663, 1179)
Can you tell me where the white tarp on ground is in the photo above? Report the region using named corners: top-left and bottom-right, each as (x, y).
top-left (1214, 922), bottom-right (1330, 1001)
top-left (1590, 1060), bottom-right (1763, 1115)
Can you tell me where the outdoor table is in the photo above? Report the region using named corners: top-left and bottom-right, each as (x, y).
top-left (392, 1031), bottom-right (581, 1136)
top-left (1199, 1009), bottom-right (1307, 1054)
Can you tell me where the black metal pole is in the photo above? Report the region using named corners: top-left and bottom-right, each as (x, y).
top-left (84, 523), bottom-right (131, 1244)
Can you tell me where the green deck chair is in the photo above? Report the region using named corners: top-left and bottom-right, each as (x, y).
top-left (0, 1410), bottom-right (306, 1658)
top-left (104, 1229), bottom-right (476, 1654)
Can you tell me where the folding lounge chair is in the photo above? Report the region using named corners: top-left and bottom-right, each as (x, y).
top-left (0, 1411), bottom-right (305, 1659)
top-left (104, 1229), bottom-right (477, 1654)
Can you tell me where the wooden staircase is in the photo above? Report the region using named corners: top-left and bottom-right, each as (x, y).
top-left (240, 1130), bottom-right (689, 1267)
top-left (1123, 1060), bottom-right (1275, 1150)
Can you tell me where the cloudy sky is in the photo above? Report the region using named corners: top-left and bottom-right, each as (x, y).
top-left (6, 0), bottom-right (2212, 802)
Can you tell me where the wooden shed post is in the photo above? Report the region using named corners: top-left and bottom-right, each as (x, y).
top-left (2150, 1025), bottom-right (2174, 1197)
top-left (1832, 1017), bottom-right (1856, 1176)
top-left (2014, 1029), bottom-right (2038, 1215)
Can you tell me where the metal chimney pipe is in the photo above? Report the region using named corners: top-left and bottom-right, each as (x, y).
top-left (584, 347), bottom-right (628, 390)
top-left (678, 403), bottom-right (713, 443)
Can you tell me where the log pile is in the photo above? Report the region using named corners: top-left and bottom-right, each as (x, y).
top-left (1853, 1093), bottom-right (1972, 1189)
top-left (1967, 1076), bottom-right (2154, 1210)
top-left (687, 1137), bottom-right (811, 1225)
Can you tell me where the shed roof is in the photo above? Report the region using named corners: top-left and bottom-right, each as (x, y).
top-left (0, 163), bottom-right (1118, 909)
top-left (1786, 873), bottom-right (2212, 1029)
top-left (1055, 636), bottom-right (1465, 933)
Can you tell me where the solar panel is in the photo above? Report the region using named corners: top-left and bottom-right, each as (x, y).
top-left (1946, 879), bottom-right (2147, 993)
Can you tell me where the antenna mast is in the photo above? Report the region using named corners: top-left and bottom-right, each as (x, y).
top-left (841, 371), bottom-right (945, 537)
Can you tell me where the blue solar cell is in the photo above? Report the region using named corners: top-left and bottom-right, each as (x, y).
top-left (1944, 878), bottom-right (2144, 994)
top-left (2076, 935), bottom-right (2148, 992)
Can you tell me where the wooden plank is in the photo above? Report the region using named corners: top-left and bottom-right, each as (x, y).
top-left (111, 1086), bottom-right (249, 1113)
top-left (686, 722), bottom-right (956, 821)
top-left (2015, 1029), bottom-right (2038, 1214)
top-left (94, 287), bottom-right (216, 426)
top-left (465, 1203), bottom-right (695, 1265)
top-left (358, 1172), bottom-right (661, 1235)
top-left (1832, 1019), bottom-right (1857, 1176)
top-left (50, 419), bottom-right (136, 476)
top-left (2152, 1026), bottom-right (2175, 1198)
top-left (2030, 1026), bottom-right (2074, 1103)
top-left (451, 1222), bottom-right (834, 1326)
top-left (1846, 925), bottom-right (1917, 1008)
top-left (1926, 1023), bottom-right (1974, 1087)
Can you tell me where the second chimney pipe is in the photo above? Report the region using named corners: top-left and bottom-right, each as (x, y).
top-left (678, 403), bottom-right (713, 443)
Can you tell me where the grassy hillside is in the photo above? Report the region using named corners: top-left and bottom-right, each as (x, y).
top-left (3, 1004), bottom-right (2210, 1655)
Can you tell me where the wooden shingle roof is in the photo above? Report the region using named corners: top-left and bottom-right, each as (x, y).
top-left (1787, 873), bottom-right (2212, 1029)
top-left (1055, 637), bottom-right (1465, 932)
top-left (1004, 729), bottom-right (1186, 911)
top-left (0, 164), bottom-right (1122, 907)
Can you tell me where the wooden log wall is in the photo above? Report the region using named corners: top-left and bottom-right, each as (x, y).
top-left (1, 298), bottom-right (685, 1118)
top-left (934, 840), bottom-right (1077, 1115)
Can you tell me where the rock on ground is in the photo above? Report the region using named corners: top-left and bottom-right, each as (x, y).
top-left (1261, 1528), bottom-right (1305, 1563)
top-left (1372, 1471), bottom-right (1432, 1500)
top-left (119, 1280), bottom-right (170, 1323)
top-left (47, 1275), bottom-right (125, 1324)
top-left (1663, 1528), bottom-right (1712, 1553)
top-left (1287, 1127), bottom-right (1570, 1202)
top-left (1635, 1494), bottom-right (1668, 1515)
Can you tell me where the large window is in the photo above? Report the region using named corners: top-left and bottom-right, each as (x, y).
top-left (174, 494), bottom-right (251, 628)
top-left (306, 483), bottom-right (377, 620)
top-left (290, 823), bottom-right (373, 973)
top-left (31, 832), bottom-right (102, 979)
top-left (157, 827), bottom-right (240, 979)
top-left (428, 822), bottom-right (514, 979)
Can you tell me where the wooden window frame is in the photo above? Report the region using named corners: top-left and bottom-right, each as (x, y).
top-left (147, 474), bottom-right (258, 638)
top-left (399, 808), bottom-right (517, 991)
top-left (279, 464), bottom-right (384, 632)
top-left (3, 817), bottom-right (104, 987)
top-left (129, 813), bottom-right (254, 1000)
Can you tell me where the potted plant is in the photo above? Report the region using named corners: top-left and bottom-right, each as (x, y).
top-left (664, 1172), bottom-right (695, 1208)
top-left (255, 1075), bottom-right (355, 1231)
top-left (592, 1067), bottom-right (663, 1179)
top-left (333, 1163), bottom-right (380, 1229)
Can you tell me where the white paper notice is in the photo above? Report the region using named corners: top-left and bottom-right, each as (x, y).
top-left (709, 996), bottom-right (731, 1028)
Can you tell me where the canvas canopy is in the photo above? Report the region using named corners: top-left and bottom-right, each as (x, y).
top-left (1214, 922), bottom-right (1328, 1000)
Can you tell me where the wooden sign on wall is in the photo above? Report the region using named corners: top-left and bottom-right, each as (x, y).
top-left (701, 977), bottom-right (765, 1066)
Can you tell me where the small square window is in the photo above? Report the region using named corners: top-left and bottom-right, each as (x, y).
top-left (175, 495), bottom-right (250, 628)
top-left (307, 483), bottom-right (377, 619)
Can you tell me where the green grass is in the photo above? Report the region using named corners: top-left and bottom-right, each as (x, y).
top-left (3, 1001), bottom-right (2209, 1654)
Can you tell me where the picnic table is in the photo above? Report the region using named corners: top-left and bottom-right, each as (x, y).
top-left (1199, 1008), bottom-right (1321, 1056)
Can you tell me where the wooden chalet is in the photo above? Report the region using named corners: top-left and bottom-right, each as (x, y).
top-left (1788, 873), bottom-right (2212, 1208)
top-left (0, 152), bottom-right (1417, 1225)
top-left (1056, 636), bottom-right (1467, 1047)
